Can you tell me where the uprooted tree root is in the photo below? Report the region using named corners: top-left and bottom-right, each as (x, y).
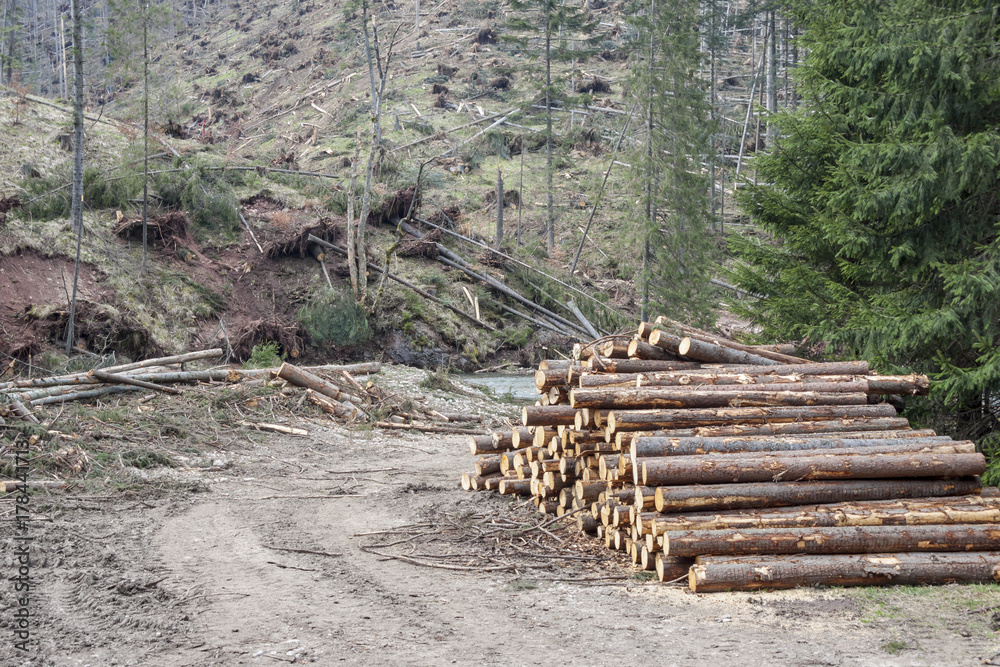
top-left (229, 316), bottom-right (304, 361)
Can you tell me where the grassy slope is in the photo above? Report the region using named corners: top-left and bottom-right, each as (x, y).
top-left (1, 0), bottom-right (762, 364)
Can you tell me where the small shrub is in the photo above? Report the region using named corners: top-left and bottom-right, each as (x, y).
top-left (419, 370), bottom-right (461, 393)
top-left (121, 449), bottom-right (175, 469)
top-left (298, 290), bottom-right (372, 346)
top-left (243, 342), bottom-right (283, 369)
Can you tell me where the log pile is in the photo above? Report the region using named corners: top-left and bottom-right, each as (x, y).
top-left (463, 319), bottom-right (1000, 592)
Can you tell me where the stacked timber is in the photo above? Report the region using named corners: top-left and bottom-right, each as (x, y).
top-left (462, 318), bottom-right (1000, 592)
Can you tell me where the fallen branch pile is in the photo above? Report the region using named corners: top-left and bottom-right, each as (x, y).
top-left (463, 318), bottom-right (1000, 592)
top-left (0, 348), bottom-right (486, 435)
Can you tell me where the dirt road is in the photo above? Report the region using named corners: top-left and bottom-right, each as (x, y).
top-left (3, 382), bottom-right (1000, 666)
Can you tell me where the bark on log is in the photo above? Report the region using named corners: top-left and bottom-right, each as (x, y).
top-left (641, 452), bottom-right (985, 486)
top-left (494, 428), bottom-right (533, 449)
top-left (469, 434), bottom-right (505, 455)
top-left (682, 418), bottom-right (917, 438)
top-left (277, 363), bottom-right (364, 407)
top-left (608, 404), bottom-right (897, 433)
top-left (306, 389), bottom-right (360, 420)
top-left (631, 436), bottom-right (956, 458)
top-left (640, 361), bottom-right (870, 379)
top-left (30, 385), bottom-right (141, 405)
top-left (599, 338), bottom-right (632, 359)
top-left (656, 554), bottom-right (695, 582)
top-left (653, 478), bottom-right (983, 513)
top-left (683, 333), bottom-right (808, 365)
top-left (646, 329), bottom-right (685, 355)
top-left (538, 359), bottom-right (574, 371)
top-left (645, 496), bottom-right (1000, 535)
top-left (522, 405), bottom-right (577, 427)
top-left (7, 399), bottom-right (40, 423)
top-left (571, 387), bottom-right (868, 410)
top-left (677, 336), bottom-right (780, 366)
top-left (91, 368), bottom-right (181, 395)
top-left (689, 552), bottom-right (1000, 592)
top-left (535, 369), bottom-right (571, 391)
top-left (667, 524), bottom-right (1000, 558)
top-left (587, 359), bottom-right (704, 373)
top-left (628, 339), bottom-right (675, 361)
top-left (637, 373), bottom-right (928, 395)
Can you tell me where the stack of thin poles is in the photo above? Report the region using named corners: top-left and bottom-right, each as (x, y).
top-left (463, 319), bottom-right (1000, 592)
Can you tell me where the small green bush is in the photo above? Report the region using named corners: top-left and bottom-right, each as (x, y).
top-left (22, 165), bottom-right (143, 220)
top-left (298, 290), bottom-right (373, 346)
top-left (243, 342), bottom-right (283, 369)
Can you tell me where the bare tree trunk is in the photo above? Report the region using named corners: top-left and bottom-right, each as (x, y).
top-left (766, 10), bottom-right (777, 144)
top-left (544, 2), bottom-right (554, 252)
top-left (3, 0), bottom-right (15, 84)
top-left (142, 2), bottom-right (148, 272)
top-left (66, 0), bottom-right (84, 354)
top-left (495, 167), bottom-right (503, 248)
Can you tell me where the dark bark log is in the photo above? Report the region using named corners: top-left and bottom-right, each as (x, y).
top-left (600, 338), bottom-right (632, 359)
top-left (571, 387), bottom-right (868, 410)
top-left (642, 452), bottom-right (985, 486)
top-left (667, 524), bottom-right (1000, 558)
top-left (644, 496), bottom-right (1000, 535)
top-left (656, 554), bottom-right (695, 582)
top-left (642, 361), bottom-right (871, 378)
top-left (608, 404), bottom-right (897, 433)
top-left (637, 372), bottom-right (928, 395)
top-left (522, 405), bottom-right (577, 426)
top-left (689, 552), bottom-right (1000, 592)
top-left (579, 372), bottom-right (643, 387)
top-left (653, 478), bottom-right (983, 513)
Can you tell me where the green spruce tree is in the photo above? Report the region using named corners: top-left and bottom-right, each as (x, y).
top-left (730, 0), bottom-right (1000, 451)
top-left (626, 0), bottom-right (717, 325)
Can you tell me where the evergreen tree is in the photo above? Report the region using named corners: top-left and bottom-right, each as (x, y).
top-left (625, 0), bottom-right (717, 325)
top-left (730, 0), bottom-right (1000, 448)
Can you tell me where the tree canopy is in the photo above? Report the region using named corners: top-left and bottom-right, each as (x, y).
top-left (730, 0), bottom-right (1000, 455)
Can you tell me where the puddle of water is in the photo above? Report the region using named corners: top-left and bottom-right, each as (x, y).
top-left (457, 373), bottom-right (538, 402)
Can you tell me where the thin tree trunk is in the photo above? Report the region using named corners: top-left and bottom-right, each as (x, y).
top-left (142, 3), bottom-right (148, 272)
top-left (495, 167), bottom-right (503, 248)
top-left (766, 10), bottom-right (777, 143)
top-left (66, 0), bottom-right (84, 354)
top-left (545, 3), bottom-right (554, 252)
top-left (3, 0), bottom-right (15, 84)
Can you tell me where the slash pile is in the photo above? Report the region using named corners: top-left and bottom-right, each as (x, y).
top-left (462, 319), bottom-right (1000, 592)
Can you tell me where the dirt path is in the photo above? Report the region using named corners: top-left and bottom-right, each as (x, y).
top-left (5, 419), bottom-right (1000, 666)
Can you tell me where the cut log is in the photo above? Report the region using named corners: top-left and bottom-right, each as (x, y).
top-left (667, 524), bottom-right (1000, 558)
top-left (538, 359), bottom-right (574, 371)
top-left (494, 427), bottom-right (533, 449)
top-left (587, 359), bottom-right (704, 373)
top-left (629, 443), bottom-right (975, 483)
top-left (646, 329), bottom-right (685, 355)
top-left (535, 368), bottom-right (571, 391)
top-left (578, 373), bottom-right (645, 388)
top-left (91, 368), bottom-right (181, 395)
top-left (469, 434), bottom-right (505, 455)
top-left (599, 338), bottom-right (632, 359)
top-left (645, 496), bottom-right (1000, 534)
top-left (641, 361), bottom-right (871, 379)
top-left (306, 389), bottom-right (360, 420)
top-left (277, 363), bottom-right (364, 407)
top-left (683, 333), bottom-right (808, 365)
top-left (654, 478), bottom-right (983, 513)
top-left (499, 479), bottom-right (532, 495)
top-left (677, 336), bottom-right (780, 366)
top-left (684, 418), bottom-right (916, 438)
top-left (689, 552), bottom-right (1000, 592)
top-left (637, 373), bottom-right (928, 395)
top-left (631, 436), bottom-right (956, 458)
top-left (571, 387), bottom-right (868, 410)
top-left (627, 339), bottom-right (675, 361)
top-left (608, 404), bottom-right (897, 433)
top-left (641, 452), bottom-right (985, 486)
top-left (522, 405), bottom-right (577, 427)
top-left (656, 554), bottom-right (694, 582)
